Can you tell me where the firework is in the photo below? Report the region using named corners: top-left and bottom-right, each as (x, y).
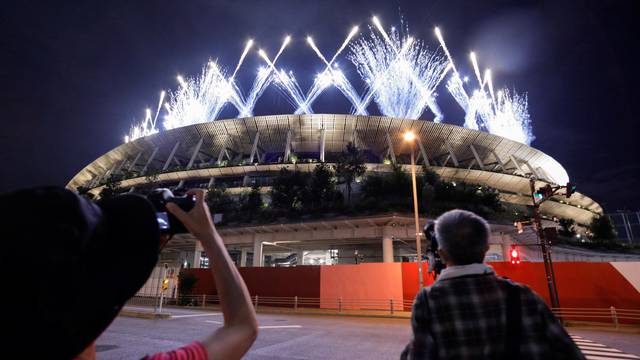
top-left (349, 18), bottom-right (449, 119)
top-left (125, 21), bottom-right (536, 146)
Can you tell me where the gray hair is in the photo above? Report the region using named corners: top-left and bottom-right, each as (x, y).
top-left (435, 209), bottom-right (490, 265)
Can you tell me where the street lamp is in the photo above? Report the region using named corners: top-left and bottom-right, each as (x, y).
top-left (403, 131), bottom-right (424, 289)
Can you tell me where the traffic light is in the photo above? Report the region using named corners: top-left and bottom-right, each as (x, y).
top-left (510, 245), bottom-right (521, 264)
top-left (566, 182), bottom-right (576, 198)
top-left (161, 278), bottom-right (169, 291)
top-left (514, 221), bottom-right (524, 234)
top-left (535, 184), bottom-right (554, 200)
top-left (544, 227), bottom-right (559, 246)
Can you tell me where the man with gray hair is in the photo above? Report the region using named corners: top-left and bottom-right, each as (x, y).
top-left (402, 209), bottom-right (584, 359)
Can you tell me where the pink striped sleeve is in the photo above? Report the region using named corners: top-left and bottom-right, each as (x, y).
top-left (144, 342), bottom-right (208, 360)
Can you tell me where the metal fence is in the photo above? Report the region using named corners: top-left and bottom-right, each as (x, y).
top-left (552, 307), bottom-right (640, 327)
top-left (126, 295), bottom-right (640, 327)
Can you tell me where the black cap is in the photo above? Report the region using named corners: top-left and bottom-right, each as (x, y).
top-left (0, 187), bottom-right (160, 359)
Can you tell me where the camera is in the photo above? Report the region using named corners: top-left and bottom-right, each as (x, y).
top-left (147, 188), bottom-right (196, 234)
top-left (424, 223), bottom-right (446, 276)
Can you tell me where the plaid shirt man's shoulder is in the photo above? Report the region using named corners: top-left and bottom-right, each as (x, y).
top-left (403, 274), bottom-right (585, 360)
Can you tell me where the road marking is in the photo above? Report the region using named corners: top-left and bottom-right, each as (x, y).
top-left (581, 350), bottom-right (638, 359)
top-left (259, 325), bottom-right (303, 329)
top-left (574, 341), bottom-right (608, 347)
top-left (581, 346), bottom-right (622, 352)
top-left (202, 322), bottom-right (301, 328)
top-left (570, 333), bottom-right (639, 360)
top-left (171, 313), bottom-right (222, 319)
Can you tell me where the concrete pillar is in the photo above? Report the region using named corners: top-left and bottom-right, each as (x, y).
top-left (193, 241), bottom-right (204, 268)
top-left (296, 249), bottom-right (305, 266)
top-left (319, 128), bottom-right (326, 162)
top-left (382, 227), bottom-right (394, 263)
top-left (240, 248), bottom-right (248, 267)
top-left (252, 236), bottom-right (263, 267)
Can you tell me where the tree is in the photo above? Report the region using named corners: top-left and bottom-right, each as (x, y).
top-left (421, 165), bottom-right (440, 186)
top-left (589, 215), bottom-right (617, 242)
top-left (99, 175), bottom-right (122, 199)
top-left (334, 142), bottom-right (366, 204)
top-left (241, 184), bottom-right (263, 213)
top-left (76, 186), bottom-right (95, 200)
top-left (306, 162), bottom-right (341, 211)
top-left (206, 186), bottom-right (236, 214)
top-left (558, 218), bottom-right (576, 237)
top-left (269, 168), bottom-right (309, 213)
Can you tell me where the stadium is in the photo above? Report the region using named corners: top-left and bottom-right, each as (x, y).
top-left (66, 113), bottom-right (607, 271)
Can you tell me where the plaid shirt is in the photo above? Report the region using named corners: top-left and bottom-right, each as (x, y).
top-left (403, 271), bottom-right (585, 360)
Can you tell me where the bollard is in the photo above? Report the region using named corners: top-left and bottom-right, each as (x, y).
top-left (338, 297), bottom-right (343, 313)
top-left (390, 299), bottom-right (394, 315)
top-left (294, 296), bottom-right (298, 311)
top-left (610, 306), bottom-right (619, 329)
top-left (254, 295), bottom-right (259, 310)
top-left (202, 294), bottom-right (206, 308)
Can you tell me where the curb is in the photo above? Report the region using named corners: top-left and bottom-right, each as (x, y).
top-left (120, 309), bottom-right (172, 319)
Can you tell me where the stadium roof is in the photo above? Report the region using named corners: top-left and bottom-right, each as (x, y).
top-left (67, 114), bottom-right (601, 223)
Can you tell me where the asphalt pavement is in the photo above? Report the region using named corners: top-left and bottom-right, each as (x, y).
top-left (95, 306), bottom-right (640, 359)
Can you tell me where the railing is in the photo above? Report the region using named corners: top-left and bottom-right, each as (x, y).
top-left (552, 307), bottom-right (640, 327)
top-left (126, 295), bottom-right (640, 326)
top-left (127, 294), bottom-right (414, 314)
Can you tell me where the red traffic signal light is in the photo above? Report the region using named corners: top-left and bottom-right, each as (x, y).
top-left (510, 245), bottom-right (521, 264)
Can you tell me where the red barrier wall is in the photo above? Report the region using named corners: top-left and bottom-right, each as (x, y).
top-left (491, 262), bottom-right (640, 309)
top-left (401, 263), bottom-right (435, 310)
top-left (240, 266), bottom-right (321, 299)
top-left (183, 265), bottom-right (320, 299)
top-left (320, 263), bottom-right (404, 310)
top-left (183, 262), bottom-right (640, 313)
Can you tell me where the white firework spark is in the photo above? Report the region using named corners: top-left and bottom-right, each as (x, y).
top-left (124, 22), bottom-right (536, 146)
top-left (163, 62), bottom-right (232, 130)
top-left (349, 19), bottom-right (449, 120)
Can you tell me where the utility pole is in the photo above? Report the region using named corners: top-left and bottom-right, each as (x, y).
top-left (528, 178), bottom-right (574, 312)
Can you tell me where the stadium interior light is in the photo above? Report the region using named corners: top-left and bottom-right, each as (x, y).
top-left (403, 131), bottom-right (416, 142)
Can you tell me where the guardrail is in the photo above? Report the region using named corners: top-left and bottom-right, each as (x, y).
top-left (552, 307), bottom-right (640, 327)
top-left (128, 294), bottom-right (414, 314)
top-left (126, 295), bottom-right (639, 326)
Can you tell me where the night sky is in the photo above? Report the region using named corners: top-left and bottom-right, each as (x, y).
top-left (1, 0), bottom-right (638, 211)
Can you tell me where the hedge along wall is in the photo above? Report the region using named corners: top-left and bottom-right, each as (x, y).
top-left (182, 262), bottom-right (640, 313)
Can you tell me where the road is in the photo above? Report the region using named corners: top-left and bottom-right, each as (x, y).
top-left (96, 306), bottom-right (640, 359)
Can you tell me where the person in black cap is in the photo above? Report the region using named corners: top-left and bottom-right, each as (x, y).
top-left (0, 187), bottom-right (258, 359)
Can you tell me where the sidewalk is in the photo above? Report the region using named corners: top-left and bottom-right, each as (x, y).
top-left (121, 303), bottom-right (412, 320)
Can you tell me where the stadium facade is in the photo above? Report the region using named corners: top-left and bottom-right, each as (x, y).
top-left (68, 114), bottom-right (604, 269)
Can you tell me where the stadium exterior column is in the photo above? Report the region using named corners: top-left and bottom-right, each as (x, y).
top-left (249, 132), bottom-right (260, 164)
top-left (240, 248), bottom-right (248, 267)
top-left (252, 236), bottom-right (263, 267)
top-left (283, 129), bottom-right (292, 163)
top-left (141, 147), bottom-right (159, 174)
top-left (162, 142), bottom-right (181, 171)
top-left (319, 128), bottom-right (326, 162)
top-left (382, 226), bottom-right (394, 263)
top-left (192, 240), bottom-right (204, 268)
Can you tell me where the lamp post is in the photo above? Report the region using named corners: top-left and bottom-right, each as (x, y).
top-left (404, 131), bottom-right (424, 289)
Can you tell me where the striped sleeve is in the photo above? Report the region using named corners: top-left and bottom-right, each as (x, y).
top-left (144, 341), bottom-right (208, 360)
